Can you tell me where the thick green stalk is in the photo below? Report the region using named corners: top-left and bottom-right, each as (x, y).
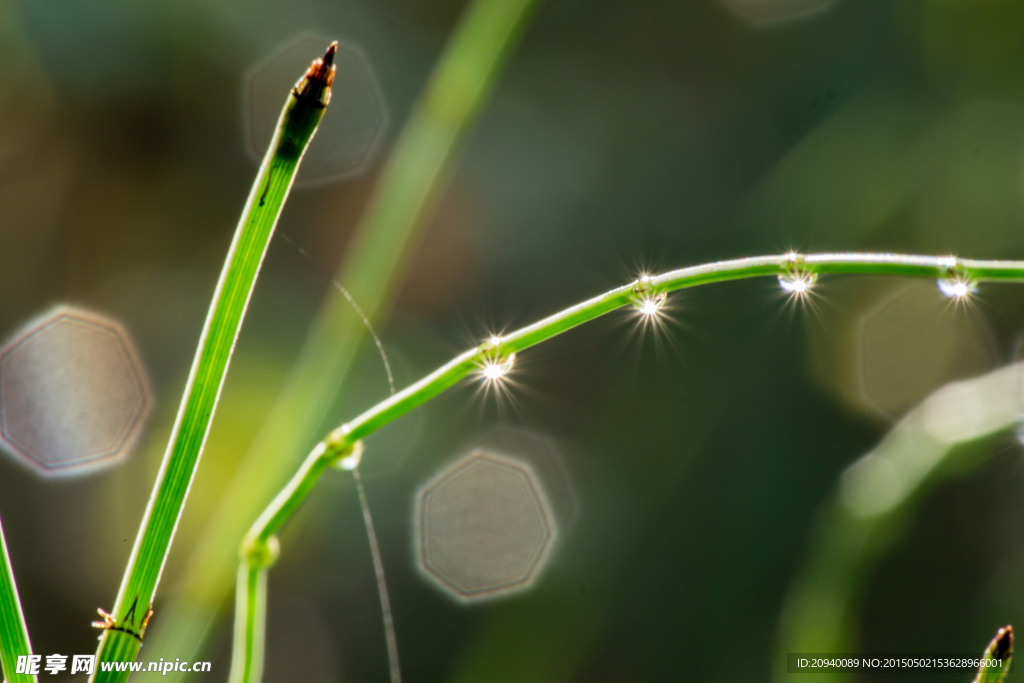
top-left (147, 0), bottom-right (545, 672)
top-left (230, 251), bottom-right (1024, 681)
top-left (90, 45), bottom-right (337, 683)
top-left (0, 516), bottom-right (35, 683)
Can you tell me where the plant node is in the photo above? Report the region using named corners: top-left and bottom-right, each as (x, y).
top-left (477, 338), bottom-right (515, 382)
top-left (778, 254), bottom-right (817, 298)
top-left (329, 439), bottom-right (365, 471)
top-left (241, 535), bottom-right (280, 568)
top-left (630, 275), bottom-right (667, 317)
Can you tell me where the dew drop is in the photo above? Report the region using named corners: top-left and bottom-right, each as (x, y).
top-left (339, 451), bottom-right (362, 471)
top-left (481, 352), bottom-right (515, 381)
top-left (937, 276), bottom-right (977, 299)
top-left (330, 440), bottom-right (363, 471)
top-left (778, 271), bottom-right (816, 295)
top-left (633, 292), bottom-right (667, 317)
top-left (630, 275), bottom-right (667, 317)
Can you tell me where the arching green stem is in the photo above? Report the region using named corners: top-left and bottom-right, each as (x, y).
top-left (229, 251), bottom-right (1024, 682)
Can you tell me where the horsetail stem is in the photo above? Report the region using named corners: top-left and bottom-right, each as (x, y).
top-left (89, 43), bottom-right (337, 683)
top-left (147, 0), bottom-right (545, 674)
top-left (229, 251), bottom-right (1024, 681)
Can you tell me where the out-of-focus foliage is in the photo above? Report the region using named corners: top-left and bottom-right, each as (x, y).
top-left (3, 0), bottom-right (1024, 681)
top-left (778, 363), bottom-right (1024, 682)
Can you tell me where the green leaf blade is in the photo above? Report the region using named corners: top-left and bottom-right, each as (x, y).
top-left (144, 0), bottom-right (546, 674)
top-left (89, 45), bottom-right (335, 683)
top-left (0, 517), bottom-right (35, 683)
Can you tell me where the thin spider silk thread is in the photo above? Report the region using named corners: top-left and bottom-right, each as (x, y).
top-left (353, 466), bottom-right (401, 683)
top-left (278, 233), bottom-right (396, 394)
top-left (336, 285), bottom-right (401, 683)
top-left (278, 232), bottom-right (400, 683)
top-left (331, 281), bottom-right (395, 394)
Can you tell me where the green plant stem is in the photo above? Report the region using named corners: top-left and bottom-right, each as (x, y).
top-left (90, 46), bottom-right (336, 683)
top-left (148, 0), bottom-right (545, 672)
top-left (228, 565), bottom-right (268, 683)
top-left (229, 251), bottom-right (1024, 682)
top-left (0, 516), bottom-right (35, 683)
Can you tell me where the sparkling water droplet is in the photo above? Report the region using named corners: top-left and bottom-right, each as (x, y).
top-left (778, 271), bottom-right (817, 295)
top-left (481, 352), bottom-right (515, 381)
top-left (630, 275), bottom-right (667, 316)
top-left (633, 291), bottom-right (667, 316)
top-left (937, 276), bottom-right (977, 299)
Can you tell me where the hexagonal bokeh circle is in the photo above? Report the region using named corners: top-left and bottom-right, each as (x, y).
top-left (0, 306), bottom-right (150, 476)
top-left (720, 0), bottom-right (833, 26)
top-left (415, 450), bottom-right (558, 602)
top-left (244, 33), bottom-right (388, 186)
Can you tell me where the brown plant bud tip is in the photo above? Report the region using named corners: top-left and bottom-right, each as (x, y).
top-left (996, 626), bottom-right (1013, 659)
top-left (304, 41), bottom-right (337, 88)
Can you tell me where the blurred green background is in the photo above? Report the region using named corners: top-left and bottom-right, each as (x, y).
top-left (4, 0), bottom-right (1024, 681)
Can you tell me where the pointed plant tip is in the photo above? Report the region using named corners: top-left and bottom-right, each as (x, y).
top-left (300, 43), bottom-right (337, 94)
top-left (996, 625), bottom-right (1013, 659)
top-left (323, 41), bottom-right (338, 67)
top-left (975, 625), bottom-right (1014, 683)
